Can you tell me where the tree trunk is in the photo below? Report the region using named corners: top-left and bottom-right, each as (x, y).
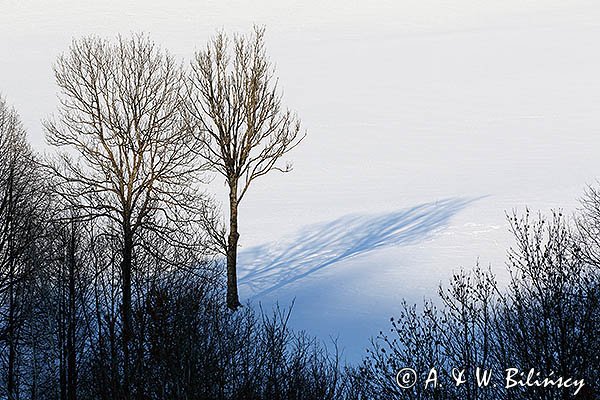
top-left (59, 265), bottom-right (66, 400)
top-left (121, 224), bottom-right (133, 400)
top-left (226, 184), bottom-right (241, 310)
top-left (7, 252), bottom-right (16, 400)
top-left (6, 166), bottom-right (17, 400)
top-left (67, 223), bottom-right (77, 400)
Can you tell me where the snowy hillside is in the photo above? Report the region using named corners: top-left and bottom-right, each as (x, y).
top-left (2, 0), bottom-right (600, 361)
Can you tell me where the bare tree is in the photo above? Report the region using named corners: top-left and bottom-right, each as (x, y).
top-left (0, 95), bottom-right (27, 400)
top-left (186, 26), bottom-right (305, 310)
top-left (0, 95), bottom-right (52, 400)
top-left (44, 34), bottom-right (206, 399)
top-left (356, 208), bottom-right (599, 400)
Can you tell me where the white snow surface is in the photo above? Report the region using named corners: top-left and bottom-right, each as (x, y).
top-left (2, 0), bottom-right (600, 361)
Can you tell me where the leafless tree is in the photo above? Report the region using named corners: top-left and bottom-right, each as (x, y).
top-left (0, 95), bottom-right (53, 400)
top-left (185, 26), bottom-right (305, 310)
top-left (356, 208), bottom-right (599, 400)
top-left (44, 34), bottom-right (207, 399)
top-left (0, 95), bottom-right (27, 400)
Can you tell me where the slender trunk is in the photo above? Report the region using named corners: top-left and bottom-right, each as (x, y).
top-left (67, 223), bottom-right (77, 400)
top-left (134, 306), bottom-right (145, 400)
top-left (93, 280), bottom-right (110, 400)
top-left (30, 335), bottom-right (38, 400)
top-left (59, 262), bottom-right (66, 400)
top-left (121, 223), bottom-right (133, 400)
top-left (7, 253), bottom-right (16, 400)
top-left (109, 312), bottom-right (118, 399)
top-left (226, 183), bottom-right (241, 310)
top-left (6, 166), bottom-right (17, 400)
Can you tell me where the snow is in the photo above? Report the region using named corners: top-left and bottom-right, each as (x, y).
top-left (2, 0), bottom-right (600, 362)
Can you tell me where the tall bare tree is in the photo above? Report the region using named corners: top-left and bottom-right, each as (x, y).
top-left (186, 27), bottom-right (305, 310)
top-left (0, 95), bottom-right (27, 400)
top-left (44, 35), bottom-right (205, 399)
top-left (0, 96), bottom-right (52, 400)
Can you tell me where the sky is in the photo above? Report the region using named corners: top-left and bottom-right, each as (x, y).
top-left (2, 0), bottom-right (600, 360)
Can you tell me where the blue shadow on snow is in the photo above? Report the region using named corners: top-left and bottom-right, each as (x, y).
top-left (238, 197), bottom-right (476, 300)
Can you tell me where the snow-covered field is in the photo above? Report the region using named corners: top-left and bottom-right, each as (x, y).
top-left (2, 0), bottom-right (600, 361)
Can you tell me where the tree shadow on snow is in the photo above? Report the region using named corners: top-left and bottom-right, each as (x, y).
top-left (238, 197), bottom-right (477, 299)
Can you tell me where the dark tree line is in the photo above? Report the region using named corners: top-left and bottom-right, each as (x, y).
top-left (0, 88), bottom-right (342, 399)
top-left (0, 28), bottom-right (598, 400)
top-left (0, 96), bottom-right (56, 400)
top-left (350, 204), bottom-right (599, 399)
top-left (0, 30), bottom-right (335, 400)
